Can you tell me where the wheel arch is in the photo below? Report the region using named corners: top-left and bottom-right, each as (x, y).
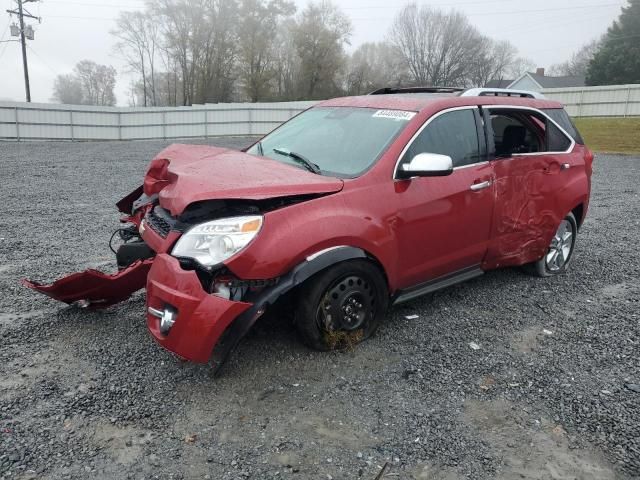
top-left (210, 245), bottom-right (390, 374)
top-left (571, 203), bottom-right (585, 229)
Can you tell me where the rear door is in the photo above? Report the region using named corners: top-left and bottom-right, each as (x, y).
top-left (394, 107), bottom-right (495, 288)
top-left (482, 106), bottom-right (577, 269)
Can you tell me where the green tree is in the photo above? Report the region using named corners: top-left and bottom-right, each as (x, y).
top-left (587, 0), bottom-right (640, 85)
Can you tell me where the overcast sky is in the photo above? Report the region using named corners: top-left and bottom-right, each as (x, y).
top-left (0, 0), bottom-right (629, 105)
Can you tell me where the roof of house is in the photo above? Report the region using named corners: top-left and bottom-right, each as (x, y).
top-left (511, 72), bottom-right (586, 89)
top-left (485, 79), bottom-right (513, 88)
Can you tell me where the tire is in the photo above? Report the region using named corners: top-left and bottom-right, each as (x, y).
top-left (294, 259), bottom-right (388, 351)
top-left (525, 212), bottom-right (578, 277)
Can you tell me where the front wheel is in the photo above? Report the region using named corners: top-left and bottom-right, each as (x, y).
top-left (525, 212), bottom-right (578, 277)
top-left (294, 260), bottom-right (388, 351)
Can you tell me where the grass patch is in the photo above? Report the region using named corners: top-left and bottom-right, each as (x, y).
top-left (574, 117), bottom-right (640, 155)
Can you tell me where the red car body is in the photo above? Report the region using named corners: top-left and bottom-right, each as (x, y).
top-left (25, 91), bottom-right (593, 370)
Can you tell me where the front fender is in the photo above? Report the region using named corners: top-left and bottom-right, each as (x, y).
top-left (224, 186), bottom-right (398, 290)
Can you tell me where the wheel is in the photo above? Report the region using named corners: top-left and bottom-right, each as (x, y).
top-left (525, 212), bottom-right (578, 277)
top-left (294, 260), bottom-right (388, 351)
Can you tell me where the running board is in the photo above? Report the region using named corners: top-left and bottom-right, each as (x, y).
top-left (392, 266), bottom-right (484, 305)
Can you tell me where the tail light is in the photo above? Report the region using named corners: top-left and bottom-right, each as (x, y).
top-left (584, 147), bottom-right (594, 175)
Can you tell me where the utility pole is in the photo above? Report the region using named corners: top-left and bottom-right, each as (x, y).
top-left (6, 0), bottom-right (40, 102)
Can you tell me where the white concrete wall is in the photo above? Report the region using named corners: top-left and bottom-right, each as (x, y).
top-left (0, 101), bottom-right (317, 141)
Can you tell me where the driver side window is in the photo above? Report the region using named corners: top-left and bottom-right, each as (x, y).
top-left (401, 109), bottom-right (481, 169)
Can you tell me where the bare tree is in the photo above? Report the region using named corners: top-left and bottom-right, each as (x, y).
top-left (346, 42), bottom-right (409, 95)
top-left (151, 0), bottom-right (239, 105)
top-left (389, 4), bottom-right (484, 86)
top-left (506, 57), bottom-right (536, 80)
top-left (51, 74), bottom-right (84, 104)
top-left (73, 60), bottom-right (117, 106)
top-left (272, 19), bottom-right (300, 100)
top-left (467, 39), bottom-right (518, 87)
top-left (550, 39), bottom-right (600, 77)
top-left (112, 11), bottom-right (160, 107)
top-left (236, 0), bottom-right (295, 102)
top-left (291, 0), bottom-right (352, 99)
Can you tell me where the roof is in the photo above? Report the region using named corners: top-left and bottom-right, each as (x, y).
top-left (510, 72), bottom-right (586, 89)
top-left (316, 93), bottom-right (563, 113)
top-left (485, 79), bottom-right (513, 88)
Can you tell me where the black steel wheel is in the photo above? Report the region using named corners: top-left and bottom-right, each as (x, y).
top-left (295, 260), bottom-right (388, 351)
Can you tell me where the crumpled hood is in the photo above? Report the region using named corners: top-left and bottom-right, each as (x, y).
top-left (143, 144), bottom-right (344, 216)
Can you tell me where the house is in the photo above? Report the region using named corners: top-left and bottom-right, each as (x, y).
top-left (486, 68), bottom-right (586, 92)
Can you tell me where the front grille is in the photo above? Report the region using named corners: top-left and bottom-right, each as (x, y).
top-left (146, 206), bottom-right (173, 238)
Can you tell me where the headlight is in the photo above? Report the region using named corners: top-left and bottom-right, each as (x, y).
top-left (172, 215), bottom-right (263, 267)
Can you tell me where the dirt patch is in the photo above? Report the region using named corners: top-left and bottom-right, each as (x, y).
top-left (464, 399), bottom-right (616, 480)
top-left (92, 423), bottom-right (153, 466)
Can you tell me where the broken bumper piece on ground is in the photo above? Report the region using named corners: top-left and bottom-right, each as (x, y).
top-left (22, 259), bottom-right (153, 309)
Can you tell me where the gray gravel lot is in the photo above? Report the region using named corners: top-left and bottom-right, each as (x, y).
top-left (0, 139), bottom-right (638, 480)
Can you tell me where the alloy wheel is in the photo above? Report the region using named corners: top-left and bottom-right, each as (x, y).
top-left (545, 219), bottom-right (574, 272)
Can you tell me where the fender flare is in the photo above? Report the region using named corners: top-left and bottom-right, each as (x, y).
top-left (210, 246), bottom-right (367, 374)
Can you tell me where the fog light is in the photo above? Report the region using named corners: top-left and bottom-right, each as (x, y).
top-left (148, 305), bottom-right (177, 334)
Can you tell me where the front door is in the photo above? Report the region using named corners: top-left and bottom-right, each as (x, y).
top-left (394, 107), bottom-right (495, 289)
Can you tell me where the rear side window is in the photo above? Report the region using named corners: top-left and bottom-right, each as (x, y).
top-left (488, 108), bottom-right (574, 158)
top-left (546, 121), bottom-right (572, 152)
top-left (542, 108), bottom-right (584, 144)
top-left (402, 109), bottom-right (480, 168)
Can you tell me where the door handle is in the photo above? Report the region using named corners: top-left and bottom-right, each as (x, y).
top-left (470, 180), bottom-right (491, 191)
top-left (561, 163), bottom-right (571, 170)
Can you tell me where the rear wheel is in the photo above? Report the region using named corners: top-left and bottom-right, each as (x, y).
top-left (295, 260), bottom-right (388, 351)
top-left (525, 212), bottom-right (577, 277)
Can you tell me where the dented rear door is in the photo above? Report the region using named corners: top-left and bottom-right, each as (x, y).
top-left (483, 107), bottom-right (577, 268)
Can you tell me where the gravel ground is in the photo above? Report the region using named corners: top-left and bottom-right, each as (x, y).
top-left (0, 139), bottom-right (638, 480)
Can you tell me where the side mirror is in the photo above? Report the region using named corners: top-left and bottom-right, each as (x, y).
top-left (397, 153), bottom-right (453, 179)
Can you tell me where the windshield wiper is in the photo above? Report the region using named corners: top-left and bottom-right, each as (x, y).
top-left (273, 147), bottom-right (321, 174)
top-left (256, 141), bottom-right (264, 156)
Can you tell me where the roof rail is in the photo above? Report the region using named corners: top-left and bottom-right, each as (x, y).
top-left (369, 86), bottom-right (464, 95)
top-left (461, 88), bottom-right (545, 99)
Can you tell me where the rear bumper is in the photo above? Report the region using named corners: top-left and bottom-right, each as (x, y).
top-left (145, 254), bottom-right (251, 363)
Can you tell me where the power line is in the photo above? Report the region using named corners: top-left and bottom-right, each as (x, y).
top-left (26, 43), bottom-right (58, 76)
top-left (0, 20), bottom-right (13, 61)
top-left (45, 14), bottom-right (117, 21)
top-left (45, 0), bottom-right (145, 9)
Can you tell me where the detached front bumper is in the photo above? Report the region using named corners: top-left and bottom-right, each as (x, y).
top-left (145, 254), bottom-right (252, 363)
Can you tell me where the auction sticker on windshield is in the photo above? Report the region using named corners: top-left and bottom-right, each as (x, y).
top-left (372, 110), bottom-right (416, 121)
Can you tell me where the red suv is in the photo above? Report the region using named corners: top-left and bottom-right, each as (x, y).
top-left (26, 87), bottom-right (593, 371)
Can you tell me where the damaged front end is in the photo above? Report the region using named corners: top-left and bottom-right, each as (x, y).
top-left (23, 188), bottom-right (289, 368)
top-left (23, 144), bottom-right (344, 371)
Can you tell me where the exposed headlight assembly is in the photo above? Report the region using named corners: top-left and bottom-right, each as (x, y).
top-left (171, 215), bottom-right (263, 267)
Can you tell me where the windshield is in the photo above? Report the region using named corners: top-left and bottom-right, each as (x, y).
top-left (247, 107), bottom-right (415, 177)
